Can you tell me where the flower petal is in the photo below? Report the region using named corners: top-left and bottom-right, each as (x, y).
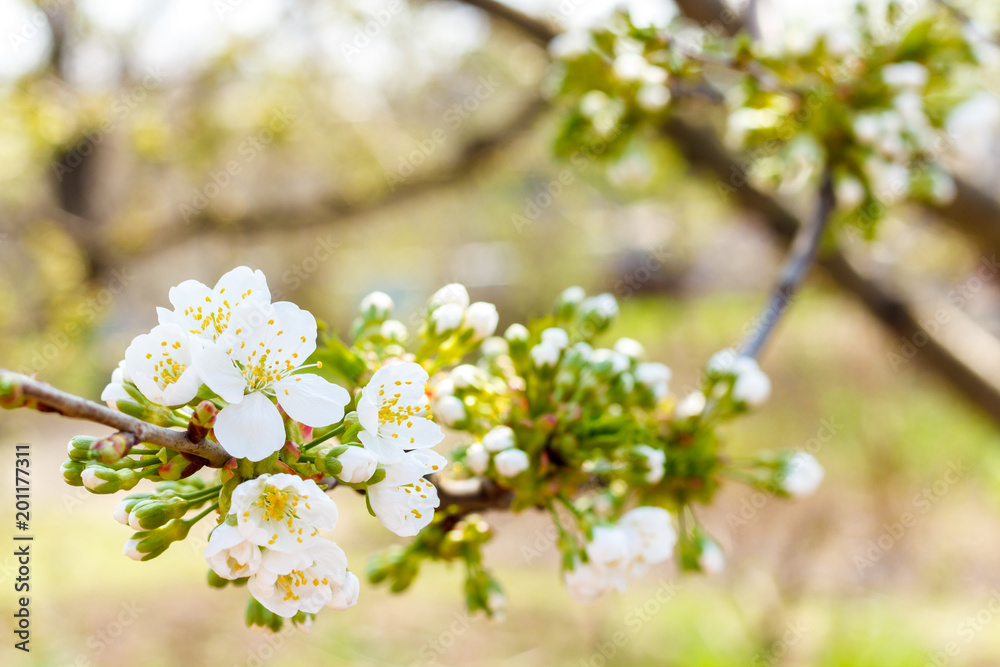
top-left (381, 416), bottom-right (444, 451)
top-left (214, 392), bottom-right (285, 461)
top-left (273, 374), bottom-right (350, 427)
top-left (192, 342), bottom-right (246, 404)
top-left (358, 430), bottom-right (403, 464)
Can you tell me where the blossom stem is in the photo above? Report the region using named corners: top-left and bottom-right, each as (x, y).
top-left (181, 485), bottom-right (223, 501)
top-left (185, 502), bottom-right (220, 526)
top-left (302, 423), bottom-right (347, 451)
top-left (738, 169), bottom-right (835, 360)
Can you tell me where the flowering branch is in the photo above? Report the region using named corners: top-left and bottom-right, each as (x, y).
top-left (738, 171), bottom-right (835, 359)
top-left (0, 370), bottom-right (229, 467)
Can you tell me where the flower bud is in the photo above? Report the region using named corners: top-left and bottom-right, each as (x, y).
top-left (450, 364), bottom-right (484, 389)
top-left (158, 452), bottom-right (207, 481)
top-left (82, 465), bottom-right (128, 494)
top-left (482, 425), bottom-right (516, 452)
top-left (635, 362), bottom-right (671, 401)
top-left (61, 460), bottom-right (86, 486)
top-left (633, 445), bottom-right (665, 484)
top-left (613, 337), bottom-right (645, 360)
top-left (541, 327), bottom-right (570, 350)
top-left (494, 448), bottom-right (530, 477)
top-left (674, 391), bottom-right (706, 419)
top-left (187, 400), bottom-right (219, 442)
top-left (556, 286), bottom-right (586, 320)
top-left (480, 336), bottom-right (508, 358)
top-left (67, 436), bottom-right (97, 462)
top-left (779, 452), bottom-right (824, 497)
top-left (431, 303), bottom-right (465, 335)
top-left (429, 283), bottom-right (470, 310)
top-left (89, 432), bottom-right (138, 465)
top-left (464, 442), bottom-right (489, 475)
top-left (128, 495), bottom-right (190, 531)
top-left (464, 302), bottom-right (499, 340)
top-left (114, 494), bottom-right (152, 526)
top-left (335, 447), bottom-right (378, 484)
top-left (124, 518), bottom-right (193, 561)
top-left (380, 319), bottom-right (408, 342)
top-left (732, 367), bottom-right (771, 407)
top-left (530, 341), bottom-right (561, 369)
top-left (579, 293), bottom-right (618, 335)
top-left (433, 395), bottom-right (466, 427)
top-left (360, 291), bottom-right (395, 320)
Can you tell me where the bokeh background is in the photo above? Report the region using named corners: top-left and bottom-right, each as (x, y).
top-left (3, 0), bottom-right (1000, 665)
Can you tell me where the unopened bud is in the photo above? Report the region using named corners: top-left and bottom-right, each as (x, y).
top-left (90, 432), bottom-right (138, 465)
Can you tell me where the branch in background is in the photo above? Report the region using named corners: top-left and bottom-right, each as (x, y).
top-left (739, 170), bottom-right (834, 359)
top-left (134, 95), bottom-right (550, 252)
top-left (0, 370), bottom-right (230, 467)
top-left (662, 118), bottom-right (1000, 420)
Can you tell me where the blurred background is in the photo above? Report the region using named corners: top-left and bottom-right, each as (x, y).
top-left (3, 0), bottom-right (1000, 665)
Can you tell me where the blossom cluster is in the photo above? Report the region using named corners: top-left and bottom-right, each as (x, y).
top-left (550, 3), bottom-right (982, 232)
top-left (45, 267), bottom-right (826, 629)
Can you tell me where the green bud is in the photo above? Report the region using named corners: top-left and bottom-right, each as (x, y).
top-left (555, 285), bottom-right (586, 321)
top-left (368, 467), bottom-right (386, 485)
top-left (61, 460), bottom-right (86, 486)
top-left (0, 372), bottom-right (26, 409)
top-left (67, 436), bottom-right (97, 462)
top-left (89, 432), bottom-right (138, 465)
top-left (124, 518), bottom-right (192, 561)
top-left (130, 495), bottom-right (189, 530)
top-left (207, 570), bottom-right (231, 589)
top-left (245, 598), bottom-right (284, 632)
top-left (320, 451), bottom-right (344, 477)
top-left (81, 464), bottom-right (122, 493)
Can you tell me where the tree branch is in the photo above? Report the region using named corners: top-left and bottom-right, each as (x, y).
top-left (0, 370), bottom-right (229, 467)
top-left (739, 170), bottom-right (834, 359)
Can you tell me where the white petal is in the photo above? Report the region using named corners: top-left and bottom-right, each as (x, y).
top-left (358, 430), bottom-right (402, 464)
top-left (273, 374), bottom-right (350, 427)
top-left (192, 343), bottom-right (246, 404)
top-left (214, 392), bottom-right (286, 461)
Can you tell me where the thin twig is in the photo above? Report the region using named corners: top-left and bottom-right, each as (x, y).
top-left (0, 370), bottom-right (230, 467)
top-left (738, 170), bottom-right (835, 359)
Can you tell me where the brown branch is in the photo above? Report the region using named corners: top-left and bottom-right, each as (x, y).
top-left (662, 118), bottom-right (1000, 420)
top-left (0, 370), bottom-right (230, 466)
top-left (739, 169), bottom-right (834, 358)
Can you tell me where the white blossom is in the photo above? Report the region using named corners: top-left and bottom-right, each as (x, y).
top-left (613, 337), bottom-right (645, 360)
top-left (531, 341), bottom-right (561, 368)
top-left (247, 540), bottom-right (355, 617)
top-left (229, 474), bottom-right (339, 552)
top-left (360, 291), bottom-right (394, 318)
top-left (450, 364), bottom-right (483, 389)
top-left (205, 522), bottom-right (263, 580)
top-left (732, 365), bottom-right (772, 407)
top-left (123, 324), bottom-right (201, 407)
top-left (157, 266), bottom-right (270, 342)
top-left (433, 395), bottom-right (466, 427)
top-left (464, 442), bottom-right (489, 475)
top-left (541, 327), bottom-right (570, 350)
top-left (882, 61), bottom-right (928, 89)
top-left (101, 360), bottom-right (133, 408)
top-left (619, 506), bottom-right (676, 576)
top-left (380, 319), bottom-right (408, 342)
top-left (564, 561), bottom-right (611, 603)
top-left (635, 362), bottom-right (671, 400)
top-left (504, 323), bottom-right (529, 342)
top-left (429, 283), bottom-right (470, 310)
top-left (633, 445), bottom-right (665, 484)
top-left (781, 452), bottom-right (825, 496)
top-left (674, 391), bottom-right (706, 419)
top-left (335, 447), bottom-right (378, 484)
top-left (482, 425), bottom-right (516, 452)
top-left (368, 449), bottom-right (447, 537)
top-left (698, 539), bottom-right (726, 575)
top-left (357, 362), bottom-right (444, 464)
top-left (464, 302), bottom-right (499, 340)
top-left (431, 303), bottom-right (465, 334)
top-left (494, 448), bottom-right (530, 477)
top-left (194, 301), bottom-right (350, 461)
